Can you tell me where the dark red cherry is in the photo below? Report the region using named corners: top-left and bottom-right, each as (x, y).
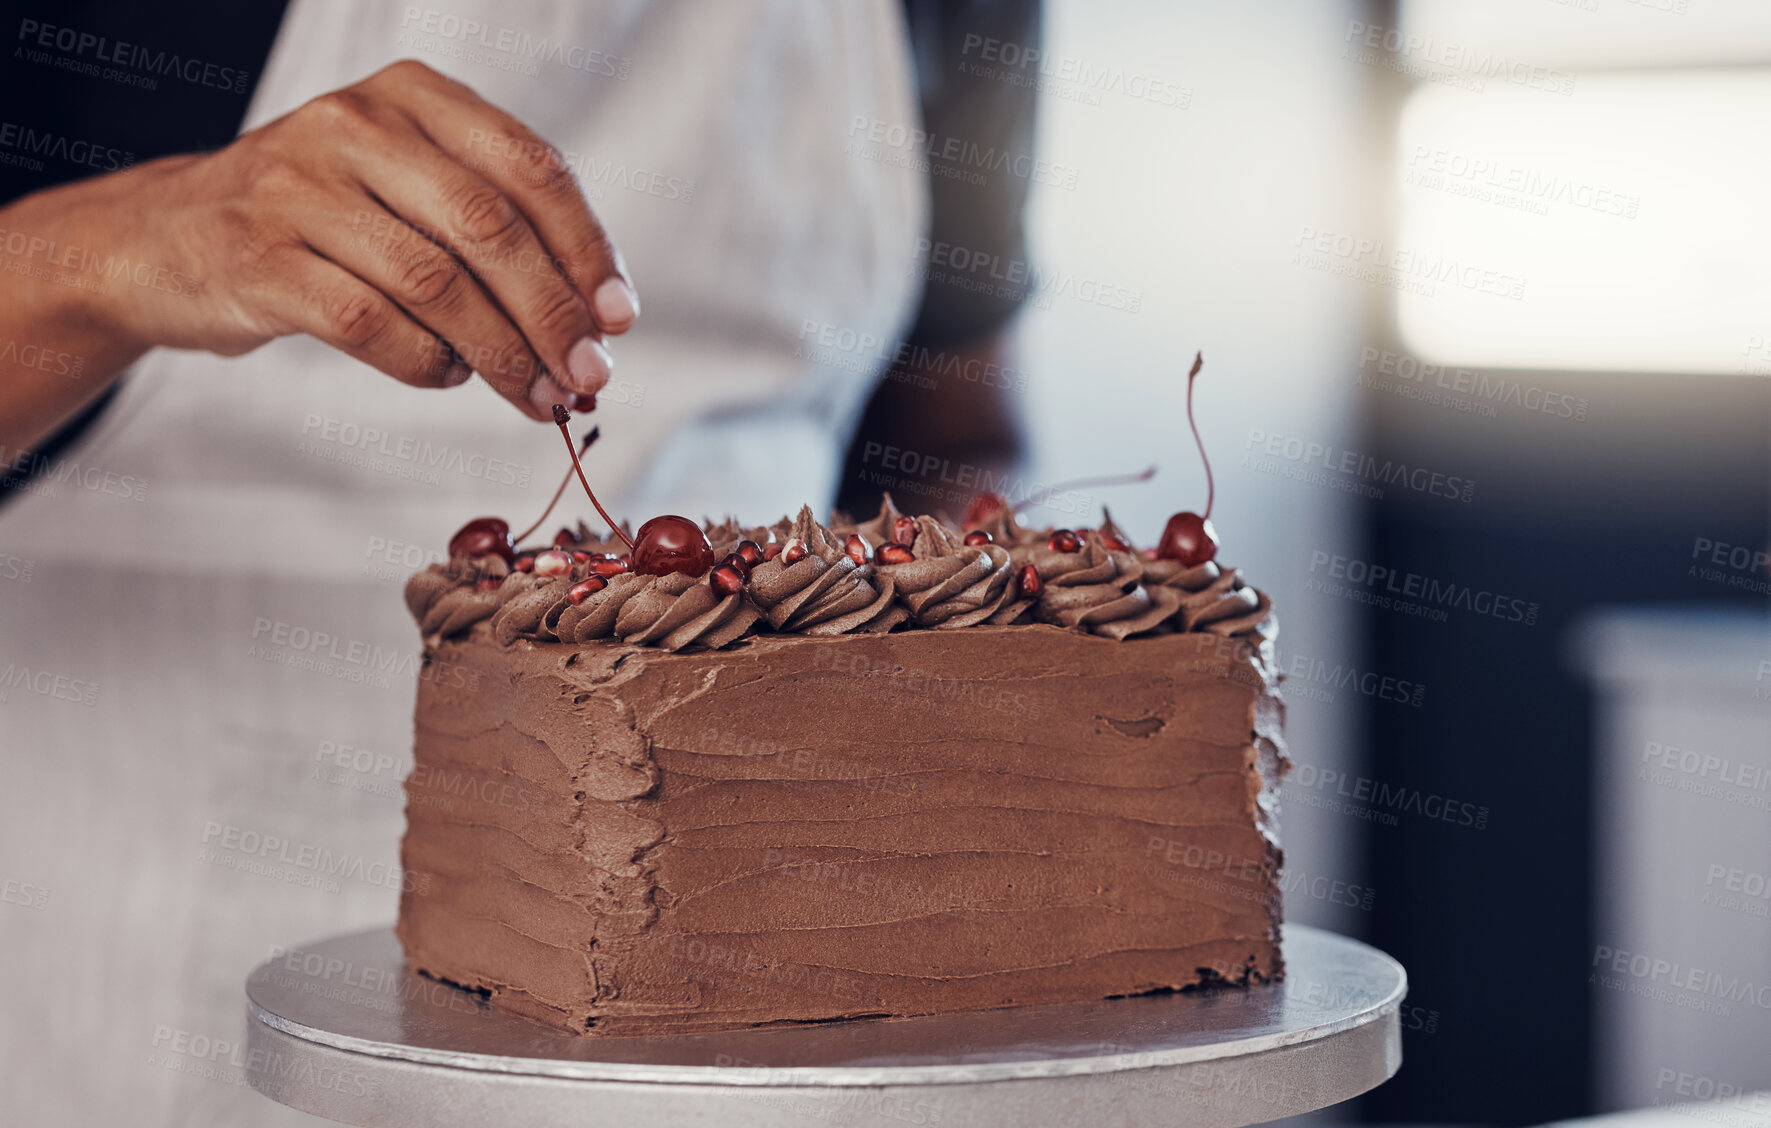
top-left (567, 576), bottom-right (607, 604)
top-left (633, 515), bottom-right (715, 577)
top-left (449, 517), bottom-right (515, 563)
top-left (963, 530), bottom-right (992, 546)
top-left (876, 543), bottom-right (915, 565)
top-left (892, 515), bottom-right (918, 546)
top-left (1157, 511), bottom-right (1219, 567)
top-left (1048, 529), bottom-right (1082, 553)
top-left (844, 534), bottom-right (869, 567)
top-left (571, 391), bottom-right (597, 413)
top-left (1016, 563), bottom-right (1042, 599)
top-left (735, 539), bottom-right (764, 567)
top-left (963, 492), bottom-right (1008, 527)
top-left (710, 562), bottom-right (747, 596)
top-left (1158, 352), bottom-right (1221, 566)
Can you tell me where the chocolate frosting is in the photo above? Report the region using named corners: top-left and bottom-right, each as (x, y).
top-left (397, 624), bottom-right (1287, 1036)
top-left (876, 516), bottom-right (1019, 628)
top-left (744, 507), bottom-right (905, 635)
top-left (406, 496), bottom-right (1274, 652)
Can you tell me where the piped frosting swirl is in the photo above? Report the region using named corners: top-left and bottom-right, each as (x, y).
top-left (406, 496), bottom-right (1273, 652)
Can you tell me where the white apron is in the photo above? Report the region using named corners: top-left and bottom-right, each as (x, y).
top-left (0, 1), bottom-right (925, 1122)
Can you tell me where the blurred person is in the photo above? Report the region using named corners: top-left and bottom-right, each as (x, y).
top-left (0, 1), bottom-right (1035, 1123)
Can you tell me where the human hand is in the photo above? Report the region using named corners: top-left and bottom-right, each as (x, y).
top-left (71, 59), bottom-right (637, 420)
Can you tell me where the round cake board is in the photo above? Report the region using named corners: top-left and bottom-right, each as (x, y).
top-left (243, 923), bottom-right (1403, 1127)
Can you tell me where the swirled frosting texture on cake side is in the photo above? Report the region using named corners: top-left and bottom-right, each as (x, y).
top-left (396, 624), bottom-right (1287, 1036)
top-left (405, 499), bottom-right (1274, 652)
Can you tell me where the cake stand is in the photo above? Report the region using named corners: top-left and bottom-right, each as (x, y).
top-left (243, 924), bottom-right (1403, 1127)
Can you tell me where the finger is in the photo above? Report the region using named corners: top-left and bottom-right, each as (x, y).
top-left (333, 131), bottom-right (613, 401)
top-left (260, 243), bottom-right (487, 395)
top-left (312, 196), bottom-right (564, 419)
top-left (371, 62), bottom-right (639, 336)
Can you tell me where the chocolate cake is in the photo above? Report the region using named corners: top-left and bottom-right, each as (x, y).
top-left (396, 492), bottom-right (1287, 1036)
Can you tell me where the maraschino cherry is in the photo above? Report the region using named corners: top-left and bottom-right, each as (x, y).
top-left (551, 404), bottom-right (714, 578)
top-left (448, 429), bottom-right (596, 564)
top-left (1156, 352), bottom-right (1221, 567)
top-left (448, 517), bottom-right (514, 564)
top-left (632, 515), bottom-right (715, 577)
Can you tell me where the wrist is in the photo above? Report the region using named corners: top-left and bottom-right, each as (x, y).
top-left (7, 158), bottom-right (199, 358)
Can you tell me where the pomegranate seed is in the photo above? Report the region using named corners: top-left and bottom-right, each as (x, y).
top-left (892, 515), bottom-right (918, 546)
top-left (875, 543), bottom-right (915, 565)
top-left (514, 556), bottom-right (536, 573)
top-left (567, 576), bottom-right (607, 604)
top-left (710, 562), bottom-right (746, 596)
top-left (534, 550), bottom-right (573, 577)
top-left (735, 539), bottom-right (764, 567)
top-left (571, 551), bottom-right (591, 564)
top-left (1048, 529), bottom-right (1082, 553)
top-left (552, 527), bottom-right (577, 549)
top-left (844, 534), bottom-right (869, 566)
top-left (783, 540), bottom-right (808, 565)
top-left (570, 391), bottom-right (597, 413)
top-left (721, 552), bottom-right (751, 577)
top-left (591, 555), bottom-right (632, 578)
top-left (1016, 563), bottom-right (1042, 598)
top-left (763, 542), bottom-right (783, 561)
top-left (963, 530), bottom-right (992, 546)
top-left (1100, 532), bottom-right (1130, 553)
top-left (475, 575), bottom-right (505, 591)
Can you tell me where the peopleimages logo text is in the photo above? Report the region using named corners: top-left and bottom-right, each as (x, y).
top-left (16, 19), bottom-right (251, 92)
top-left (1307, 551), bottom-right (1539, 626)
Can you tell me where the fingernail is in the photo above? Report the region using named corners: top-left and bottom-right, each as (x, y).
top-left (441, 362), bottom-right (473, 387)
top-left (528, 374), bottom-right (569, 418)
top-left (565, 336), bottom-right (613, 393)
top-left (593, 277), bottom-right (639, 328)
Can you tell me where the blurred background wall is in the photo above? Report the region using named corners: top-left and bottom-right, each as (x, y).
top-left (1011, 0), bottom-right (1771, 1122)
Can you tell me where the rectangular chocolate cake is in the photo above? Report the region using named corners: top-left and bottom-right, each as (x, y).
top-left (398, 502), bottom-right (1286, 1035)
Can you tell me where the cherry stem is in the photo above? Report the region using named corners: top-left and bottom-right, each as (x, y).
top-left (1186, 350), bottom-right (1213, 519)
top-left (513, 431), bottom-right (596, 547)
top-left (553, 405), bottom-right (636, 551)
top-left (1011, 465), bottom-right (1158, 515)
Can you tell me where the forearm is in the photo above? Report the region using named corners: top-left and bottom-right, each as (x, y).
top-left (0, 163), bottom-right (174, 454)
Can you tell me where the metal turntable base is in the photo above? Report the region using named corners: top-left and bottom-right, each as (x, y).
top-left (244, 924), bottom-right (1404, 1127)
